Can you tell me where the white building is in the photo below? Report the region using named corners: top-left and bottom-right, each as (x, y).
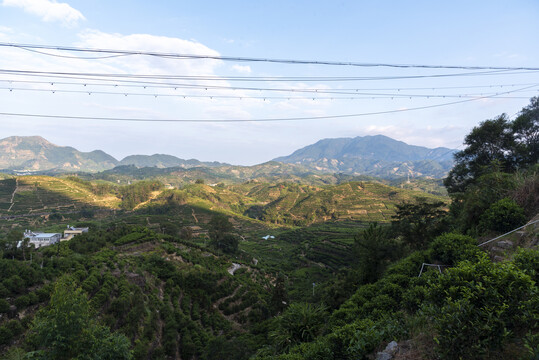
top-left (22, 230), bottom-right (61, 248)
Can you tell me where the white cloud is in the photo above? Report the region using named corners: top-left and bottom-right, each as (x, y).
top-left (77, 30), bottom-right (222, 78)
top-left (232, 64), bottom-right (251, 74)
top-left (2, 0), bottom-right (85, 26)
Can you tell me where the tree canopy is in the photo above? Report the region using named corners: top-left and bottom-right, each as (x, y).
top-left (27, 276), bottom-right (132, 360)
top-left (444, 97), bottom-right (539, 194)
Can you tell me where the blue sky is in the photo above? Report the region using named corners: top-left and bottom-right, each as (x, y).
top-left (0, 0), bottom-right (538, 164)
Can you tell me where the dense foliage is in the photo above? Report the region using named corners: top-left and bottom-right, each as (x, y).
top-left (0, 98), bottom-right (537, 359)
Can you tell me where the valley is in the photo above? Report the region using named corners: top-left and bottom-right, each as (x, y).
top-left (0, 98), bottom-right (537, 360)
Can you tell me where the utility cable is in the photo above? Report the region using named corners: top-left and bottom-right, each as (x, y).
top-left (1, 85), bottom-right (535, 100)
top-left (0, 68), bottom-right (533, 82)
top-left (2, 42), bottom-right (539, 71)
top-left (0, 78), bottom-right (536, 96)
top-left (1, 84), bottom-right (536, 123)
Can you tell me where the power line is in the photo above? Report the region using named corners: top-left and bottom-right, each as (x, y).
top-left (1, 77), bottom-right (536, 95)
top-left (0, 68), bottom-right (534, 83)
top-left (1, 85), bottom-right (535, 100)
top-left (2, 42), bottom-right (539, 71)
top-left (1, 84), bottom-right (535, 123)
top-left (18, 46), bottom-right (134, 60)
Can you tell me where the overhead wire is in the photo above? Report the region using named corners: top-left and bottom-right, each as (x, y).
top-left (17, 46), bottom-right (135, 60)
top-left (0, 78), bottom-right (536, 96)
top-left (1, 41), bottom-right (537, 127)
top-left (0, 68), bottom-right (535, 82)
top-left (1, 85), bottom-right (536, 100)
top-left (0, 84), bottom-right (536, 123)
top-left (2, 42), bottom-right (539, 71)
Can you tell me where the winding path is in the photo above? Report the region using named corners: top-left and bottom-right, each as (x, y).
top-left (7, 178), bottom-right (18, 212)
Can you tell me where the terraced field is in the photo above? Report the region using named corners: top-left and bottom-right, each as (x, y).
top-left (0, 178), bottom-right (16, 211)
top-left (0, 176), bottom-right (120, 215)
top-left (239, 221), bottom-right (368, 301)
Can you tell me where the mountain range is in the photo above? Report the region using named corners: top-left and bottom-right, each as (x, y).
top-left (0, 136), bottom-right (117, 172)
top-left (0, 135), bottom-right (456, 179)
top-left (273, 135), bottom-right (455, 178)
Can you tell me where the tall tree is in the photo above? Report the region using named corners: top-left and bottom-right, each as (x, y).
top-left (444, 114), bottom-right (515, 193)
top-left (354, 223), bottom-right (396, 283)
top-left (512, 96), bottom-right (539, 168)
top-left (391, 200), bottom-right (448, 250)
top-left (208, 214), bottom-right (238, 253)
top-left (444, 97), bottom-right (539, 194)
top-left (3, 230), bottom-right (23, 259)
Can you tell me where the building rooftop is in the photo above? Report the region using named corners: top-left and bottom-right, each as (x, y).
top-left (32, 233), bottom-right (61, 238)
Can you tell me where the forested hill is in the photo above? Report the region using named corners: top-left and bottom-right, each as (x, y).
top-left (0, 98), bottom-right (537, 359)
top-left (1, 135), bottom-right (454, 179)
top-left (118, 154), bottom-right (226, 168)
top-left (273, 134), bottom-right (456, 178)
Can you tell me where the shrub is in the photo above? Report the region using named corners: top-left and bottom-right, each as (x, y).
top-left (429, 233), bottom-right (481, 265)
top-left (0, 298), bottom-right (10, 313)
top-left (512, 247), bottom-right (539, 282)
top-left (270, 303), bottom-right (328, 352)
top-left (424, 255), bottom-right (538, 359)
top-left (479, 197), bottom-right (526, 233)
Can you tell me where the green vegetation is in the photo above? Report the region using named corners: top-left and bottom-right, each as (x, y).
top-left (28, 276), bottom-right (132, 359)
top-left (208, 214), bottom-right (238, 254)
top-left (0, 98), bottom-right (537, 359)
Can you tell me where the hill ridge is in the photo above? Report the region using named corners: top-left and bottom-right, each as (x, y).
top-left (273, 134), bottom-right (456, 178)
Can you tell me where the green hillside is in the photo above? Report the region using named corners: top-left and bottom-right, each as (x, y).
top-left (166, 181), bottom-right (446, 226)
top-left (0, 176), bottom-right (120, 216)
top-left (0, 175), bottom-right (447, 228)
top-left (1, 96), bottom-right (537, 360)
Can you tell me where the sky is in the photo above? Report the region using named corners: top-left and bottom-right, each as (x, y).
top-left (0, 0), bottom-right (538, 165)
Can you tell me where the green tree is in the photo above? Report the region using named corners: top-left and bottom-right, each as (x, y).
top-left (449, 168), bottom-right (516, 233)
top-left (354, 223), bottom-right (397, 283)
top-left (27, 276), bottom-right (132, 360)
top-left (444, 97), bottom-right (538, 194)
top-left (391, 200), bottom-right (447, 250)
top-left (208, 214), bottom-right (238, 253)
top-left (513, 96), bottom-right (539, 168)
top-left (444, 114), bottom-right (515, 194)
top-left (3, 230), bottom-right (23, 259)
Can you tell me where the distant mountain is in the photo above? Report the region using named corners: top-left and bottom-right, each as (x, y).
top-left (0, 136), bottom-right (118, 172)
top-left (119, 154), bottom-right (225, 168)
top-left (0, 135), bottom-right (457, 180)
top-left (273, 135), bottom-right (456, 179)
top-left (0, 136), bottom-right (225, 174)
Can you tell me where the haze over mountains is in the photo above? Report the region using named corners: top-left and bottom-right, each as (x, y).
top-left (0, 136), bottom-right (118, 172)
top-left (274, 135), bottom-right (455, 178)
top-left (0, 135), bottom-right (456, 179)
